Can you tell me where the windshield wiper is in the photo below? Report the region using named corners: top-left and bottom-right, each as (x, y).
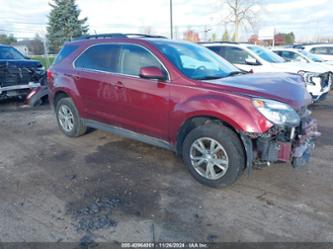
top-left (225, 71), bottom-right (246, 77)
top-left (194, 71), bottom-right (249, 80)
top-left (194, 76), bottom-right (224, 80)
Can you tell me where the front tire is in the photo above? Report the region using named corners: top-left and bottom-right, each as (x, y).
top-left (182, 124), bottom-right (245, 188)
top-left (55, 97), bottom-right (87, 137)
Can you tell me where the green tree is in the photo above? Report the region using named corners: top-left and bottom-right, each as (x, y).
top-left (209, 33), bottom-right (217, 42)
top-left (0, 34), bottom-right (17, 45)
top-left (47, 0), bottom-right (88, 53)
top-left (222, 30), bottom-right (230, 41)
top-left (284, 32), bottom-right (295, 45)
top-left (231, 32), bottom-right (236, 42)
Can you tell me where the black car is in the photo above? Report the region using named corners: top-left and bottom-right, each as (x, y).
top-left (0, 44), bottom-right (47, 105)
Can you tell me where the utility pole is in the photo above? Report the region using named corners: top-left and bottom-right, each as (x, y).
top-left (43, 36), bottom-right (50, 69)
top-left (203, 26), bottom-right (211, 42)
top-left (170, 0), bottom-right (173, 39)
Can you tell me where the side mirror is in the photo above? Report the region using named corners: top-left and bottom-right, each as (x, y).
top-left (139, 67), bottom-right (166, 81)
top-left (245, 57), bottom-right (260, 66)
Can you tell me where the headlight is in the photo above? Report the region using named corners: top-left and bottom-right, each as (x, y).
top-left (253, 98), bottom-right (300, 127)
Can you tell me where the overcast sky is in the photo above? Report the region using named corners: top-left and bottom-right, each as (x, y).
top-left (0, 0), bottom-right (332, 41)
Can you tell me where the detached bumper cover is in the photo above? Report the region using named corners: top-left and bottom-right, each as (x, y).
top-left (292, 117), bottom-right (321, 168)
top-left (24, 85), bottom-right (49, 107)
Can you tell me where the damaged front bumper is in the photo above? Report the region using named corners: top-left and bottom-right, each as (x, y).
top-left (0, 82), bottom-right (41, 94)
top-left (241, 114), bottom-right (321, 171)
top-left (0, 82), bottom-right (41, 97)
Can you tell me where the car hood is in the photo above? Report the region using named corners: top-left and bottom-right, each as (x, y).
top-left (271, 61), bottom-right (328, 73)
top-left (203, 72), bottom-right (312, 110)
top-left (325, 60), bottom-right (333, 65)
top-left (319, 62), bottom-right (333, 72)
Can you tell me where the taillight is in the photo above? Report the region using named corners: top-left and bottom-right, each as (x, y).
top-left (47, 69), bottom-right (54, 82)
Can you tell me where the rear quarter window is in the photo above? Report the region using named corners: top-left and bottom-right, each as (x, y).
top-left (74, 44), bottom-right (120, 72)
top-left (53, 44), bottom-right (79, 65)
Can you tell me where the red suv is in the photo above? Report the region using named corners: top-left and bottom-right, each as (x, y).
top-left (48, 34), bottom-right (320, 188)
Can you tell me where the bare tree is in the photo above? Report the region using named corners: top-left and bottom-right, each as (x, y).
top-left (224, 0), bottom-right (261, 41)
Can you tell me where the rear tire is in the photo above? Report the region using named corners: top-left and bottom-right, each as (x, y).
top-left (182, 124), bottom-right (245, 188)
top-left (55, 97), bottom-right (87, 137)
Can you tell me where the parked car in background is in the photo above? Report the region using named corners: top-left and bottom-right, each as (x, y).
top-left (295, 44), bottom-right (333, 65)
top-left (0, 44), bottom-right (47, 106)
top-left (202, 42), bottom-right (331, 102)
top-left (272, 47), bottom-right (333, 72)
top-left (48, 34), bottom-right (320, 188)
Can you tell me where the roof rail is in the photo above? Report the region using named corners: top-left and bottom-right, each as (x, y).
top-left (125, 33), bottom-right (167, 39)
top-left (74, 33), bottom-right (126, 40)
top-left (73, 33), bottom-right (167, 40)
top-left (198, 41), bottom-right (239, 44)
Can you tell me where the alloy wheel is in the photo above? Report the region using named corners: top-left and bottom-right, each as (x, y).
top-left (190, 137), bottom-right (229, 180)
top-left (58, 105), bottom-right (75, 132)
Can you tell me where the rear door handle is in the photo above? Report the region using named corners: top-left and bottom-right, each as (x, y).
top-left (115, 81), bottom-right (124, 89)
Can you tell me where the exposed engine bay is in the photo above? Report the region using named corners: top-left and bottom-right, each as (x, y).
top-left (253, 108), bottom-right (321, 169)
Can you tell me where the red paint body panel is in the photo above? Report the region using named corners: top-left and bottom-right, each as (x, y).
top-left (48, 38), bottom-right (311, 148)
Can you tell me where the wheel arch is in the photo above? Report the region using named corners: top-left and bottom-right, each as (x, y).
top-left (53, 90), bottom-right (69, 108)
top-left (175, 115), bottom-right (242, 156)
top-left (52, 88), bottom-right (85, 117)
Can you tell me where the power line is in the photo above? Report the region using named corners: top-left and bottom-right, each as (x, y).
top-left (0, 20), bottom-right (46, 25)
top-left (0, 16), bottom-right (47, 25)
top-left (0, 28), bottom-right (44, 33)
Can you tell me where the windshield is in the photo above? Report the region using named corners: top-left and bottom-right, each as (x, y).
top-left (248, 46), bottom-right (285, 63)
top-left (299, 50), bottom-right (324, 62)
top-left (152, 40), bottom-right (241, 80)
top-left (0, 46), bottom-right (25, 60)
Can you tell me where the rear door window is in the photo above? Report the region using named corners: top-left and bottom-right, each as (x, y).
top-left (281, 51), bottom-right (295, 60)
top-left (74, 44), bottom-right (120, 72)
top-left (221, 46), bottom-right (254, 64)
top-left (279, 51), bottom-right (306, 62)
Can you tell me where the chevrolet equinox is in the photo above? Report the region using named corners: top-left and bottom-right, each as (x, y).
top-left (48, 34), bottom-right (320, 188)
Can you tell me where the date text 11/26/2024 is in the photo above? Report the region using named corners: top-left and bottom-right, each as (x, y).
top-left (121, 242), bottom-right (208, 248)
